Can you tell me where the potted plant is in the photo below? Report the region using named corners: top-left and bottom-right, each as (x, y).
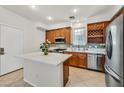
top-left (40, 42), bottom-right (50, 55)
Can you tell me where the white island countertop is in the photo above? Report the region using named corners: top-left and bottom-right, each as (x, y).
top-left (18, 52), bottom-right (72, 66)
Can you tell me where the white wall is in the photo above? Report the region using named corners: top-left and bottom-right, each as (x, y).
top-left (0, 7), bottom-right (46, 53)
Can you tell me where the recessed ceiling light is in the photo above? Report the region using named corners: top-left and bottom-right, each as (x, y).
top-left (31, 5), bottom-right (36, 9)
top-left (73, 9), bottom-right (78, 13)
top-left (47, 16), bottom-right (53, 21)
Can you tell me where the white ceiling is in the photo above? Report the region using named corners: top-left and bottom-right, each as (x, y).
top-left (1, 5), bottom-right (118, 25)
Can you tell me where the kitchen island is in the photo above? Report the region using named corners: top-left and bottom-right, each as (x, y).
top-left (18, 52), bottom-right (71, 87)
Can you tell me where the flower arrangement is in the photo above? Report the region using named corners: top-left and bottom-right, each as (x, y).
top-left (40, 42), bottom-right (50, 55)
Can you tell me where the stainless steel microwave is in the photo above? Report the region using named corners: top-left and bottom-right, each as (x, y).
top-left (55, 37), bottom-right (65, 44)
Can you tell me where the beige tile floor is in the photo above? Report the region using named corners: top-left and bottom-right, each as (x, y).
top-left (0, 67), bottom-right (106, 87)
top-left (0, 69), bottom-right (31, 87)
top-left (66, 67), bottom-right (106, 87)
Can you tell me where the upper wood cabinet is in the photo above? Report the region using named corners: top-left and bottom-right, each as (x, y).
top-left (46, 27), bottom-right (71, 44)
top-left (64, 28), bottom-right (71, 44)
top-left (46, 30), bottom-right (55, 43)
top-left (55, 29), bottom-right (60, 37)
top-left (87, 21), bottom-right (110, 43)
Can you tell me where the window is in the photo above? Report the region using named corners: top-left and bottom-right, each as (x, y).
top-left (73, 27), bottom-right (87, 45)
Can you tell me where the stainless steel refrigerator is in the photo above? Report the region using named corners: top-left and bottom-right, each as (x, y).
top-left (105, 14), bottom-right (124, 87)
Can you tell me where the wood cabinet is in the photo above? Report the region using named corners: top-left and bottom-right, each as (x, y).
top-left (55, 29), bottom-right (60, 37)
top-left (46, 30), bottom-right (55, 43)
top-left (63, 59), bottom-right (69, 86)
top-left (78, 53), bottom-right (87, 68)
top-left (46, 27), bottom-right (71, 44)
top-left (64, 52), bottom-right (87, 68)
top-left (65, 28), bottom-right (71, 44)
top-left (55, 29), bottom-right (65, 37)
top-left (69, 52), bottom-right (78, 66)
top-left (87, 21), bottom-right (110, 43)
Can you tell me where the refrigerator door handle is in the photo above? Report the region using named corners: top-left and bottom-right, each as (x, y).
top-left (105, 65), bottom-right (121, 82)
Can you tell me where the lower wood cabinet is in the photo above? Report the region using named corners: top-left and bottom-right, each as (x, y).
top-left (63, 59), bottom-right (69, 86)
top-left (64, 52), bottom-right (105, 74)
top-left (78, 53), bottom-right (87, 68)
top-left (64, 52), bottom-right (87, 68)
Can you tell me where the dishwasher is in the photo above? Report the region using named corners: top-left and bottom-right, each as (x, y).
top-left (87, 54), bottom-right (103, 71)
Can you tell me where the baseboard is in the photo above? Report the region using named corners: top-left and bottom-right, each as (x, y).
top-left (23, 79), bottom-right (37, 87)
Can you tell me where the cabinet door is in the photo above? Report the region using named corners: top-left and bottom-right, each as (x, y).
top-left (69, 52), bottom-right (78, 66)
top-left (64, 52), bottom-right (87, 68)
top-left (46, 31), bottom-right (51, 42)
top-left (46, 31), bottom-right (55, 43)
top-left (78, 53), bottom-right (87, 68)
top-left (70, 55), bottom-right (77, 66)
top-left (59, 29), bottom-right (65, 37)
top-left (65, 28), bottom-right (71, 44)
top-left (50, 31), bottom-right (55, 43)
top-left (55, 30), bottom-right (60, 37)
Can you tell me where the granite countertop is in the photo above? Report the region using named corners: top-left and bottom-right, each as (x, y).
top-left (17, 52), bottom-right (72, 66)
top-left (64, 48), bottom-right (106, 55)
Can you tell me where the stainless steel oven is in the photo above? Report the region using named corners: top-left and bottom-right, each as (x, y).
top-left (55, 37), bottom-right (65, 44)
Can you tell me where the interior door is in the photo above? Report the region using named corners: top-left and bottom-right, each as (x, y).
top-left (0, 25), bottom-right (23, 75)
